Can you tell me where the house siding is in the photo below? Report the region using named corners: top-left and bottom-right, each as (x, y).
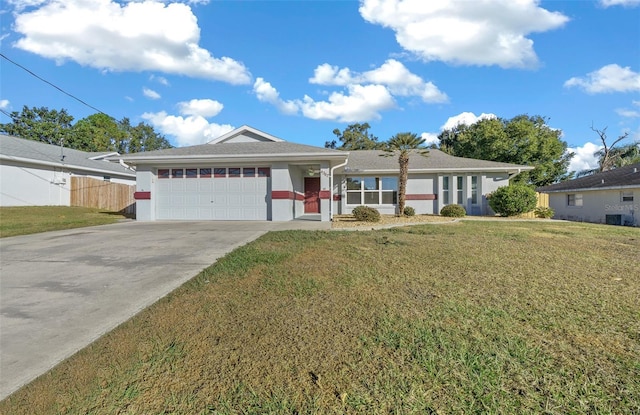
top-left (549, 188), bottom-right (639, 226)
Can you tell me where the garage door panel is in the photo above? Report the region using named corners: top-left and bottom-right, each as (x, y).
top-left (156, 169), bottom-right (268, 221)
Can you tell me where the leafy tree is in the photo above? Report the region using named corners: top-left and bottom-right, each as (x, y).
top-left (439, 115), bottom-right (573, 187)
top-left (1, 106), bottom-right (171, 153)
top-left (577, 126), bottom-right (639, 177)
top-left (326, 123), bottom-right (386, 150)
top-left (0, 106), bottom-right (74, 145)
top-left (488, 185), bottom-right (537, 217)
top-left (383, 132), bottom-right (428, 216)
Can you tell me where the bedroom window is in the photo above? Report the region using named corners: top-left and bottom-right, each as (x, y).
top-left (442, 176), bottom-right (450, 205)
top-left (567, 193), bottom-right (583, 207)
top-left (346, 177), bottom-right (397, 205)
top-left (456, 176), bottom-right (464, 204)
top-left (471, 176), bottom-right (478, 205)
top-left (621, 191), bottom-right (634, 202)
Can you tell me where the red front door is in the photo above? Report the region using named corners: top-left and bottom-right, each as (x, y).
top-left (304, 177), bottom-right (321, 213)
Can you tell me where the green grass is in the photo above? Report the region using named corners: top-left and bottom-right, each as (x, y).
top-left (0, 206), bottom-right (128, 237)
top-left (2, 221), bottom-right (639, 414)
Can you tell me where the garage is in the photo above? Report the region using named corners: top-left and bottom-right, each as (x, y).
top-left (156, 166), bottom-right (270, 220)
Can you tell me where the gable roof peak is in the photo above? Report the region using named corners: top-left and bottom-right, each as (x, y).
top-left (207, 125), bottom-right (285, 145)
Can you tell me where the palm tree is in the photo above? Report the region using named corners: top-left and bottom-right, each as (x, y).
top-left (383, 132), bottom-right (428, 216)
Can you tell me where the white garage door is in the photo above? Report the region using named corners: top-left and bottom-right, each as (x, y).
top-left (156, 167), bottom-right (270, 220)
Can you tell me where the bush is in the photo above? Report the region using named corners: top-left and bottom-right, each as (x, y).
top-left (488, 185), bottom-right (537, 217)
top-left (440, 204), bottom-right (466, 217)
top-left (352, 205), bottom-right (381, 222)
top-left (403, 206), bottom-right (416, 216)
top-left (534, 206), bottom-right (554, 219)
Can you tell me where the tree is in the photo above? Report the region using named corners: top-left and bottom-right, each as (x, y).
top-left (0, 106), bottom-right (74, 145)
top-left (383, 132), bottom-right (428, 216)
top-left (577, 126), bottom-right (639, 177)
top-left (1, 106), bottom-right (171, 153)
top-left (325, 123), bottom-right (386, 150)
top-left (438, 115), bottom-right (573, 187)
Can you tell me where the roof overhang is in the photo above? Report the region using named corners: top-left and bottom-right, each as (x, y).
top-left (0, 154), bottom-right (136, 178)
top-left (338, 166), bottom-right (534, 175)
top-left (540, 184), bottom-right (640, 193)
top-left (114, 152), bottom-right (349, 166)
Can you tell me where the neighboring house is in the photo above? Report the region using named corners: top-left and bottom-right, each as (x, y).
top-left (116, 125), bottom-right (532, 222)
top-left (538, 163), bottom-right (640, 227)
top-left (0, 134), bottom-right (136, 207)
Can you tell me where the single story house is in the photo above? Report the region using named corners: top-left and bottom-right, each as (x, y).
top-left (538, 163), bottom-right (640, 226)
top-left (0, 134), bottom-right (136, 207)
top-left (117, 125), bottom-right (533, 222)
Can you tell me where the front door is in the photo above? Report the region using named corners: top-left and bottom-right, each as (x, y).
top-left (304, 177), bottom-right (321, 213)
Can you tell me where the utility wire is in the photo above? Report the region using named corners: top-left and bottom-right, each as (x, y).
top-left (1, 53), bottom-right (109, 116)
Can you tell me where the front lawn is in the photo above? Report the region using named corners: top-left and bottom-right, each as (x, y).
top-left (0, 206), bottom-right (129, 238)
top-left (2, 221), bottom-right (638, 414)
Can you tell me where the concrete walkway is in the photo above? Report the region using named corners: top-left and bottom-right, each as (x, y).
top-left (0, 220), bottom-right (329, 400)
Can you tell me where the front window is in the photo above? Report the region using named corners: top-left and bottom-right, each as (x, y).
top-left (346, 177), bottom-right (397, 205)
top-left (442, 176), bottom-right (450, 205)
top-left (567, 193), bottom-right (583, 207)
top-left (471, 176), bottom-right (478, 205)
top-left (456, 176), bottom-right (463, 204)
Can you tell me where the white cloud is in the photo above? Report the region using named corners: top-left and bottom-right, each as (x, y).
top-left (600, 0), bottom-right (640, 6)
top-left (143, 88), bottom-right (161, 100)
top-left (150, 75), bottom-right (169, 86)
top-left (141, 98), bottom-right (231, 146)
top-left (564, 64), bottom-right (640, 93)
top-left (12, 0), bottom-right (251, 84)
top-left (310, 59), bottom-right (448, 103)
top-left (567, 142), bottom-right (603, 173)
top-left (420, 132), bottom-right (440, 146)
top-left (441, 111), bottom-right (497, 130)
top-left (253, 78), bottom-right (299, 115)
top-left (142, 111), bottom-right (234, 147)
top-left (359, 0), bottom-right (568, 68)
top-left (420, 112), bottom-right (497, 146)
top-left (177, 99), bottom-right (224, 118)
top-left (0, 99), bottom-right (9, 109)
top-left (299, 84), bottom-right (396, 123)
top-left (616, 108), bottom-right (640, 118)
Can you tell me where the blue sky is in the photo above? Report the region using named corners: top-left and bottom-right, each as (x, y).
top-left (1, 0), bottom-right (639, 174)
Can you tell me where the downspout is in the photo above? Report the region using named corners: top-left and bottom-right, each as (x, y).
top-left (508, 168), bottom-right (522, 181)
top-left (329, 157), bottom-right (349, 221)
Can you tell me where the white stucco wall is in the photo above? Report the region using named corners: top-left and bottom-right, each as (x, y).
top-left (271, 162), bottom-right (294, 221)
top-left (549, 188), bottom-right (639, 226)
top-left (134, 166), bottom-right (155, 221)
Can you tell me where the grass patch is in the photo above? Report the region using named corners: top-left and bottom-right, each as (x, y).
top-left (2, 221), bottom-right (639, 414)
top-left (0, 206), bottom-right (128, 238)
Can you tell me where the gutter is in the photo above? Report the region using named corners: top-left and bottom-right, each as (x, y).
top-left (329, 156), bottom-right (349, 221)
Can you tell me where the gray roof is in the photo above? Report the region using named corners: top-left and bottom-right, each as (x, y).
top-left (0, 135), bottom-right (135, 177)
top-left (538, 163), bottom-right (640, 192)
top-left (338, 149), bottom-right (533, 173)
top-left (117, 141), bottom-right (347, 162)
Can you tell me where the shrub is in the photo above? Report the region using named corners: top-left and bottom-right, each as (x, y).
top-left (534, 206), bottom-right (554, 219)
top-left (440, 204), bottom-right (466, 217)
top-left (403, 206), bottom-right (416, 216)
top-left (352, 205), bottom-right (381, 222)
top-left (488, 185), bottom-right (537, 217)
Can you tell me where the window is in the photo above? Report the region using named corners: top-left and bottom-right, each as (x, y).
top-left (214, 168), bottom-right (226, 178)
top-left (346, 177), bottom-right (397, 205)
top-left (185, 168), bottom-right (197, 178)
top-left (442, 176), bottom-right (450, 205)
top-left (456, 176), bottom-right (463, 204)
top-left (243, 167), bottom-right (255, 177)
top-left (103, 176), bottom-right (111, 182)
top-left (158, 169), bottom-right (170, 179)
top-left (471, 176), bottom-right (478, 205)
top-left (258, 167), bottom-right (271, 177)
top-left (199, 168), bottom-right (212, 178)
top-left (621, 191), bottom-right (634, 202)
top-left (567, 193), bottom-right (583, 207)
top-left (228, 168), bottom-right (241, 178)
top-left (172, 168), bottom-right (183, 178)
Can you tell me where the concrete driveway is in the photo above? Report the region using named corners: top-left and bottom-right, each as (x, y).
top-left (0, 220), bottom-right (329, 400)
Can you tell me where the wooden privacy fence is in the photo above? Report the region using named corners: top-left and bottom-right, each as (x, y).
top-left (71, 176), bottom-right (136, 216)
top-left (518, 192), bottom-right (550, 219)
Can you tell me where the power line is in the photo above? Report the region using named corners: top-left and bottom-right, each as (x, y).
top-left (1, 53), bottom-right (109, 116)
